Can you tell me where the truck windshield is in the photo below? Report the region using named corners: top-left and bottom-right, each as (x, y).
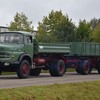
top-left (0, 33), bottom-right (24, 44)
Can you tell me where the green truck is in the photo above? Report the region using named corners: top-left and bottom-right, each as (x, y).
top-left (0, 31), bottom-right (100, 79)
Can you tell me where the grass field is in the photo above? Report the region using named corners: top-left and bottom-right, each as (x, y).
top-left (0, 81), bottom-right (100, 100)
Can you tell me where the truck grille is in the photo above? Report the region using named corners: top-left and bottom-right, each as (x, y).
top-left (0, 52), bottom-right (10, 58)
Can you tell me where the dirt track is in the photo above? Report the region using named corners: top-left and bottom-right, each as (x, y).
top-left (0, 71), bottom-right (100, 89)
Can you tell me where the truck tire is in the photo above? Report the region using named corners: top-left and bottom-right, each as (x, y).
top-left (49, 60), bottom-right (66, 76)
top-left (80, 60), bottom-right (91, 75)
top-left (75, 66), bottom-right (81, 74)
top-left (17, 60), bottom-right (30, 79)
top-left (30, 68), bottom-right (41, 76)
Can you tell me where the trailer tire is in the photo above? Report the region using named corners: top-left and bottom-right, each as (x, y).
top-left (96, 62), bottom-right (100, 74)
top-left (80, 60), bottom-right (91, 75)
top-left (89, 67), bottom-right (92, 74)
top-left (0, 71), bottom-right (1, 75)
top-left (75, 62), bottom-right (82, 74)
top-left (17, 60), bottom-right (30, 79)
top-left (49, 60), bottom-right (66, 76)
top-left (30, 69), bottom-right (41, 76)
top-left (98, 67), bottom-right (100, 74)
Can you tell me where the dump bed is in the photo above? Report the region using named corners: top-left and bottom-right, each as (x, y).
top-left (38, 43), bottom-right (70, 54)
top-left (38, 42), bottom-right (100, 56)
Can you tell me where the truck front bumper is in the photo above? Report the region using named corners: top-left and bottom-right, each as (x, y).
top-left (0, 61), bottom-right (20, 72)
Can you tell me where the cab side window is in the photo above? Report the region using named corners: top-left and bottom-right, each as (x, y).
top-left (26, 36), bottom-right (32, 44)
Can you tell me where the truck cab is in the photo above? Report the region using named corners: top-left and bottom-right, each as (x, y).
top-left (0, 31), bottom-right (34, 78)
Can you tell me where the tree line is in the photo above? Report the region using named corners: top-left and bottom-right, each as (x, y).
top-left (8, 11), bottom-right (100, 43)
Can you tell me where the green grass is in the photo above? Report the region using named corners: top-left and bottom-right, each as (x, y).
top-left (0, 81), bottom-right (100, 100)
top-left (1, 72), bottom-right (16, 75)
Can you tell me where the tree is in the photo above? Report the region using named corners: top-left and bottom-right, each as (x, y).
top-left (36, 10), bottom-right (76, 43)
top-left (90, 18), bottom-right (100, 30)
top-left (8, 12), bottom-right (34, 32)
top-left (90, 23), bottom-right (100, 42)
top-left (76, 19), bottom-right (91, 42)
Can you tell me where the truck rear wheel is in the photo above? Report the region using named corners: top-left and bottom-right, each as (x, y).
top-left (75, 66), bottom-right (81, 73)
top-left (30, 68), bottom-right (41, 76)
top-left (49, 60), bottom-right (66, 76)
top-left (17, 60), bottom-right (30, 79)
top-left (80, 60), bottom-right (91, 75)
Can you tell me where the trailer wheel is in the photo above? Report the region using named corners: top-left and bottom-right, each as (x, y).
top-left (80, 60), bottom-right (91, 75)
top-left (96, 62), bottom-right (100, 74)
top-left (98, 67), bottom-right (100, 74)
top-left (30, 68), bottom-right (41, 76)
top-left (0, 71), bottom-right (1, 75)
top-left (75, 62), bottom-right (81, 73)
top-left (49, 60), bottom-right (66, 76)
top-left (89, 67), bottom-right (92, 74)
top-left (17, 60), bottom-right (30, 79)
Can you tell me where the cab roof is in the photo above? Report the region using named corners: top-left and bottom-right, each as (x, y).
top-left (0, 31), bottom-right (32, 36)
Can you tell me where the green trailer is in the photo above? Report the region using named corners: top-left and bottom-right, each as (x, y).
top-left (37, 42), bottom-right (100, 75)
top-left (70, 42), bottom-right (100, 56)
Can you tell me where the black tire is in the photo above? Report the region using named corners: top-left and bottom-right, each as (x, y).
top-left (80, 60), bottom-right (91, 75)
top-left (17, 60), bottom-right (30, 79)
top-left (89, 67), bottom-right (92, 74)
top-left (49, 60), bottom-right (66, 76)
top-left (30, 68), bottom-right (41, 76)
top-left (98, 68), bottom-right (100, 74)
top-left (0, 71), bottom-right (1, 75)
top-left (75, 62), bottom-right (81, 73)
top-left (76, 63), bottom-right (92, 74)
top-left (96, 62), bottom-right (100, 74)
top-left (75, 66), bottom-right (81, 73)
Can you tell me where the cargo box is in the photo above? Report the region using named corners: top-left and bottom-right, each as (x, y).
top-left (39, 43), bottom-right (70, 54)
top-left (70, 42), bottom-right (100, 56)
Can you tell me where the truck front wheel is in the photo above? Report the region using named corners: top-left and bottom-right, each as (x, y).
top-left (17, 60), bottom-right (30, 79)
top-left (49, 60), bottom-right (66, 76)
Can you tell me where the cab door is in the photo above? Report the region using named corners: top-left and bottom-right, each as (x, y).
top-left (24, 35), bottom-right (33, 58)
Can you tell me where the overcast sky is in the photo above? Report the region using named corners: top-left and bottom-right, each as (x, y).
top-left (0, 0), bottom-right (100, 29)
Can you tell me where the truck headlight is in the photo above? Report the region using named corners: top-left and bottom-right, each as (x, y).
top-left (11, 54), bottom-right (14, 58)
top-left (4, 62), bottom-right (10, 66)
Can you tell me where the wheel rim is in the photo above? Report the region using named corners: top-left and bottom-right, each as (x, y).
top-left (59, 63), bottom-right (64, 74)
top-left (22, 64), bottom-right (29, 75)
top-left (83, 62), bottom-right (90, 73)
